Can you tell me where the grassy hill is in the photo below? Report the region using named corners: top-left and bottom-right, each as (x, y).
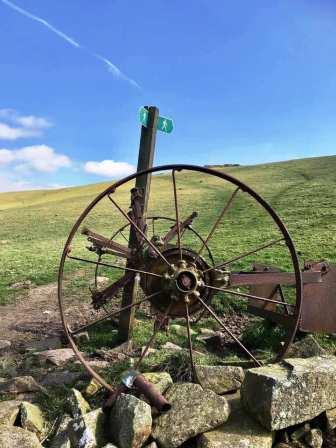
top-left (0, 155), bottom-right (335, 305)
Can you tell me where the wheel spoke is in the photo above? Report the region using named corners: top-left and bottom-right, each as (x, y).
top-left (185, 301), bottom-right (198, 382)
top-left (134, 302), bottom-right (173, 370)
top-left (70, 291), bottom-right (162, 335)
top-left (196, 188), bottom-right (240, 260)
top-left (172, 169), bottom-right (182, 260)
top-left (196, 296), bottom-right (262, 366)
top-left (204, 283), bottom-right (295, 308)
top-left (67, 255), bottom-right (163, 278)
top-left (203, 237), bottom-right (285, 273)
top-left (108, 195), bottom-right (170, 266)
top-left (119, 231), bottom-right (129, 244)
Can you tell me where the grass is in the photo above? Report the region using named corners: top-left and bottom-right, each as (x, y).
top-left (0, 155), bottom-right (335, 364)
top-left (1, 155), bottom-right (335, 305)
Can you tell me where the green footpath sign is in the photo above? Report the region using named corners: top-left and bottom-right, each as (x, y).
top-left (139, 107), bottom-right (174, 134)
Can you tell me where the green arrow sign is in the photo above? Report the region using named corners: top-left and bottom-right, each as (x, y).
top-left (139, 107), bottom-right (174, 133)
top-left (156, 115), bottom-right (174, 133)
top-left (139, 107), bottom-right (149, 127)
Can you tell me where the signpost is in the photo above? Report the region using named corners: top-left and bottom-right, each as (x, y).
top-left (119, 105), bottom-right (173, 341)
top-left (139, 106), bottom-right (174, 134)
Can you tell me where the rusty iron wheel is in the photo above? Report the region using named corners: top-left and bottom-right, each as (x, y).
top-left (58, 164), bottom-right (302, 394)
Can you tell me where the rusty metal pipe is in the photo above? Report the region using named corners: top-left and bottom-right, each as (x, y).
top-left (133, 374), bottom-right (171, 412)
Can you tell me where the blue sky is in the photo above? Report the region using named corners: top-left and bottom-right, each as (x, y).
top-left (0, 0), bottom-right (335, 192)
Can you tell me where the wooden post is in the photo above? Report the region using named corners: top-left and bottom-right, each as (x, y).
top-left (118, 106), bottom-right (159, 341)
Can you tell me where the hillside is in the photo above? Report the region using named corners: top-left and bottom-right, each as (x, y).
top-left (0, 155), bottom-right (335, 304)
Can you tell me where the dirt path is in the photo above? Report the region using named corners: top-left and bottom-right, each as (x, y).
top-left (0, 283), bottom-right (64, 349)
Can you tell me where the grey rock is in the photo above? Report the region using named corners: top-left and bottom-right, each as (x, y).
top-left (68, 388), bottom-right (91, 419)
top-left (50, 414), bottom-right (72, 448)
top-left (152, 382), bottom-right (230, 448)
top-left (198, 392), bottom-right (273, 448)
top-left (290, 423), bottom-right (310, 441)
top-left (9, 280), bottom-right (33, 290)
top-left (109, 393), bottom-right (152, 448)
top-left (25, 337), bottom-right (62, 352)
top-left (73, 331), bottom-right (90, 344)
top-left (170, 324), bottom-right (196, 337)
top-left (0, 339), bottom-right (11, 351)
top-left (68, 408), bottom-right (108, 448)
top-left (41, 370), bottom-right (83, 387)
top-left (85, 378), bottom-right (103, 397)
top-left (0, 426), bottom-right (42, 448)
top-left (0, 375), bottom-right (44, 394)
top-left (142, 372), bottom-right (173, 394)
top-left (241, 356), bottom-right (336, 430)
top-left (162, 342), bottom-right (183, 351)
top-left (35, 348), bottom-right (77, 366)
top-left (286, 335), bottom-right (326, 358)
top-left (20, 401), bottom-right (46, 437)
top-left (0, 399), bottom-right (21, 425)
top-left (305, 429), bottom-right (323, 448)
top-left (326, 407), bottom-right (336, 429)
top-left (101, 445), bottom-right (119, 448)
top-left (196, 365), bottom-right (245, 394)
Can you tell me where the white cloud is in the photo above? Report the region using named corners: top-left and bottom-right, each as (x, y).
top-left (0, 145), bottom-right (71, 172)
top-left (16, 115), bottom-right (51, 130)
top-left (0, 109), bottom-right (52, 141)
top-left (84, 160), bottom-right (135, 178)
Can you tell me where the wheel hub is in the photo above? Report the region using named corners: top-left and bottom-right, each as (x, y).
top-left (142, 247), bottom-right (213, 317)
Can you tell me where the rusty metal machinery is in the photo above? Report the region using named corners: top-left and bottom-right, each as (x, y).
top-left (58, 164), bottom-right (335, 400)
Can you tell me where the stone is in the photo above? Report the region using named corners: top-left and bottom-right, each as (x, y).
top-left (68, 408), bottom-right (108, 448)
top-left (73, 331), bottom-right (90, 344)
top-left (109, 393), bottom-right (152, 448)
top-left (50, 414), bottom-right (72, 448)
top-left (85, 378), bottom-right (103, 396)
top-left (35, 348), bottom-right (76, 366)
top-left (41, 370), bottom-right (83, 387)
top-left (20, 401), bottom-right (46, 437)
top-left (101, 445), bottom-right (118, 448)
top-left (0, 375), bottom-right (44, 394)
top-left (286, 335), bottom-right (326, 358)
top-left (141, 346), bottom-right (157, 358)
top-left (291, 423), bottom-right (310, 441)
top-left (305, 429), bottom-right (323, 448)
top-left (162, 342), bottom-right (183, 351)
top-left (90, 276), bottom-right (109, 289)
top-left (142, 372), bottom-right (173, 394)
top-left (0, 399), bottom-right (21, 425)
top-left (97, 341), bottom-right (132, 359)
top-left (0, 339), bottom-right (11, 351)
top-left (25, 337), bottom-right (62, 352)
top-left (199, 328), bottom-right (217, 336)
top-left (326, 407), bottom-right (336, 429)
top-left (241, 356), bottom-right (336, 430)
top-left (195, 365), bottom-right (245, 394)
top-left (144, 443), bottom-right (158, 448)
top-left (75, 359), bottom-right (110, 369)
top-left (152, 382), bottom-right (230, 448)
top-left (0, 425), bottom-right (42, 448)
top-left (68, 388), bottom-right (91, 419)
top-left (170, 324), bottom-right (197, 337)
top-left (9, 280), bottom-right (33, 290)
top-left (197, 392), bottom-right (273, 448)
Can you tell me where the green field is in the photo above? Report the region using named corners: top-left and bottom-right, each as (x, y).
top-left (0, 155), bottom-right (335, 306)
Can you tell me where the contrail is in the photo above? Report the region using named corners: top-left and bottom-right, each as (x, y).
top-left (1, 0), bottom-right (139, 88)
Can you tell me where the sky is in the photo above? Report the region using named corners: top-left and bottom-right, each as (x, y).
top-left (0, 0), bottom-right (335, 192)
